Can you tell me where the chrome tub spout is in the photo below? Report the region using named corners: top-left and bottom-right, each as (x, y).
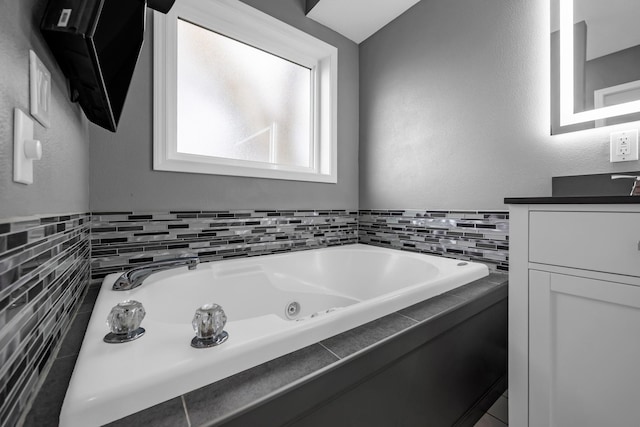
top-left (113, 256), bottom-right (199, 291)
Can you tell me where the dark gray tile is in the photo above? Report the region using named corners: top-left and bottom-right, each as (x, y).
top-left (57, 312), bottom-right (91, 359)
top-left (473, 413), bottom-right (508, 427)
top-left (184, 344), bottom-right (337, 426)
top-left (321, 313), bottom-right (416, 359)
top-left (106, 397), bottom-right (189, 427)
top-left (77, 284), bottom-right (101, 314)
top-left (484, 272), bottom-right (509, 284)
top-left (0, 266), bottom-right (20, 291)
top-left (487, 395), bottom-right (509, 424)
top-left (7, 231), bottom-right (28, 250)
top-left (398, 293), bottom-right (466, 322)
top-left (3, 401), bottom-right (22, 427)
top-left (23, 355), bottom-right (77, 427)
top-left (447, 274), bottom-right (507, 301)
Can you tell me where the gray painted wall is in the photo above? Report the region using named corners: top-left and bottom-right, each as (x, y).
top-left (89, 0), bottom-right (359, 212)
top-left (0, 0), bottom-right (89, 219)
top-left (359, 0), bottom-right (640, 210)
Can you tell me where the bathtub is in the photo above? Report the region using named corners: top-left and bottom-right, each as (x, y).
top-left (60, 244), bottom-right (488, 426)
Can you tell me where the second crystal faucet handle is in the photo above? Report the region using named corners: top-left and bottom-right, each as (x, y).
top-left (104, 300), bottom-right (146, 343)
top-left (191, 303), bottom-right (229, 348)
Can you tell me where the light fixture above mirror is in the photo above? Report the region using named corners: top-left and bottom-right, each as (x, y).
top-left (551, 0), bottom-right (640, 134)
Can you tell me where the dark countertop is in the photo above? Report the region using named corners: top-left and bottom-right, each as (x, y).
top-left (504, 196), bottom-right (640, 204)
top-left (25, 273), bottom-right (508, 427)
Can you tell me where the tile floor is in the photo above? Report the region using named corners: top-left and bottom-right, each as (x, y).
top-left (474, 389), bottom-right (508, 426)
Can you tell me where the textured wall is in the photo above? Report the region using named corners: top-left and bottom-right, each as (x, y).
top-left (89, 0), bottom-right (359, 212)
top-left (359, 0), bottom-right (640, 210)
top-left (0, 0), bottom-right (89, 219)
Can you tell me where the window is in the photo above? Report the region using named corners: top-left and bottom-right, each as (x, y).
top-left (153, 0), bottom-right (337, 183)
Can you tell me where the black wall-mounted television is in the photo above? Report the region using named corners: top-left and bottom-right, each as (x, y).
top-left (41, 0), bottom-right (175, 132)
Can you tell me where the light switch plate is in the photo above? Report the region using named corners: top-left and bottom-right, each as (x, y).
top-left (14, 108), bottom-right (36, 184)
top-left (29, 50), bottom-right (51, 128)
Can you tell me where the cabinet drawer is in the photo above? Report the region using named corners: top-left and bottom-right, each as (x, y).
top-left (529, 211), bottom-right (640, 277)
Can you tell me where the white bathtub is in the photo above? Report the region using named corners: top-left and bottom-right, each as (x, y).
top-left (60, 244), bottom-right (488, 426)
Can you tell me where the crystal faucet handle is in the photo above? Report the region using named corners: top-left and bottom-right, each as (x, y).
top-left (192, 303), bottom-right (226, 338)
top-left (104, 300), bottom-right (146, 343)
top-left (191, 303), bottom-right (229, 348)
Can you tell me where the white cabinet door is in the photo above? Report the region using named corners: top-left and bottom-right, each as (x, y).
top-left (529, 270), bottom-right (640, 427)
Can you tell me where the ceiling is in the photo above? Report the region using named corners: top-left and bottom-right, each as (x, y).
top-left (306, 0), bottom-right (421, 44)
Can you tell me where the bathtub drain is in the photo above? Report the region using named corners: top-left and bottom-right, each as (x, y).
top-left (285, 301), bottom-right (301, 320)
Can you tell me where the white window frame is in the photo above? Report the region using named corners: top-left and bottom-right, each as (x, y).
top-left (153, 0), bottom-right (338, 183)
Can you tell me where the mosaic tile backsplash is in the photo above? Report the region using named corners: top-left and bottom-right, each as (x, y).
top-left (91, 210), bottom-right (359, 280)
top-left (91, 209), bottom-right (508, 279)
top-left (359, 210), bottom-right (509, 272)
top-left (0, 213), bottom-right (90, 427)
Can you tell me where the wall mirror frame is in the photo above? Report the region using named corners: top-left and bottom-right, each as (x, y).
top-left (551, 0), bottom-right (640, 135)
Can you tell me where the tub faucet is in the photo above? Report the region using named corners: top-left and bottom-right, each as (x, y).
top-left (113, 256), bottom-right (200, 291)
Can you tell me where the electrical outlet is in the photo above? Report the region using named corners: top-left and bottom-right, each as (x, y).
top-left (610, 130), bottom-right (639, 162)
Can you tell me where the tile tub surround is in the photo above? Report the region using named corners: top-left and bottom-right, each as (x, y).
top-left (25, 273), bottom-right (507, 426)
top-left (359, 210), bottom-right (509, 272)
top-left (0, 214), bottom-right (91, 427)
top-left (90, 210), bottom-right (359, 280)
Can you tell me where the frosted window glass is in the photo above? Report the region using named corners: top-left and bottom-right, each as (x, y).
top-left (177, 19), bottom-right (312, 168)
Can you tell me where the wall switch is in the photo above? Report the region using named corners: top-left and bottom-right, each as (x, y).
top-left (610, 129), bottom-right (639, 162)
top-left (14, 108), bottom-right (42, 185)
top-left (29, 50), bottom-right (51, 128)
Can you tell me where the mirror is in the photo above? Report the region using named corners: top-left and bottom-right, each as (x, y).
top-left (551, 0), bottom-right (640, 134)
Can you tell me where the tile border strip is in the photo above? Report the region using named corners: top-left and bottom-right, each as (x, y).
top-left (359, 209), bottom-right (509, 272)
top-left (90, 210), bottom-right (360, 280)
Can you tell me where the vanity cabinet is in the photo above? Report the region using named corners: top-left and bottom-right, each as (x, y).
top-left (508, 201), bottom-right (640, 427)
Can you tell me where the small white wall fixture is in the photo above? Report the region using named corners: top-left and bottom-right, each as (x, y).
top-left (14, 108), bottom-right (43, 185)
top-left (29, 50), bottom-right (51, 128)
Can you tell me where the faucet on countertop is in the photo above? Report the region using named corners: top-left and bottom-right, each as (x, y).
top-left (112, 256), bottom-right (200, 291)
top-left (611, 175), bottom-right (640, 196)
